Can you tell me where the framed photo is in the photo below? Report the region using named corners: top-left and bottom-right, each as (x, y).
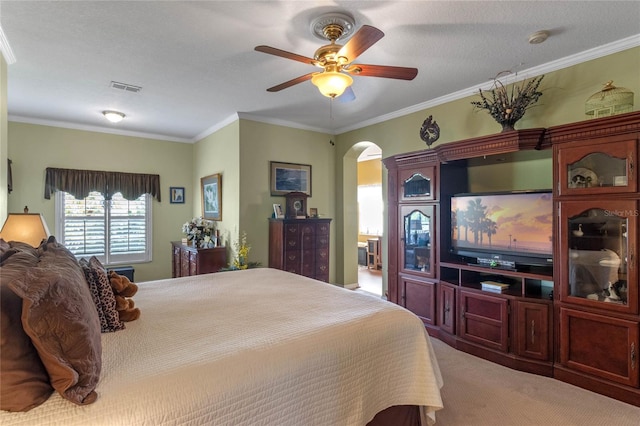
top-left (169, 187), bottom-right (185, 204)
top-left (309, 207), bottom-right (318, 218)
top-left (201, 173), bottom-right (222, 221)
top-left (270, 161), bottom-right (312, 196)
top-left (273, 203), bottom-right (284, 218)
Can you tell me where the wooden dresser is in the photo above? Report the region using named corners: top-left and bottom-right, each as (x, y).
top-left (171, 241), bottom-right (227, 277)
top-left (268, 218), bottom-right (331, 282)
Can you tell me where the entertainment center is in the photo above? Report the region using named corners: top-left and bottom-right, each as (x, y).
top-left (383, 111), bottom-right (639, 406)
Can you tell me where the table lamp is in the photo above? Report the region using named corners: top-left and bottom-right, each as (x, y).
top-left (0, 206), bottom-right (51, 247)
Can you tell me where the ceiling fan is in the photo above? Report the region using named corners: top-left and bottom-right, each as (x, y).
top-left (255, 12), bottom-right (418, 99)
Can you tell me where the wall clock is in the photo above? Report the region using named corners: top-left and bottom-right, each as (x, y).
top-left (284, 191), bottom-right (309, 218)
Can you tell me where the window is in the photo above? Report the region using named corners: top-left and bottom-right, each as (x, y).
top-left (358, 184), bottom-right (383, 236)
top-left (55, 191), bottom-right (152, 265)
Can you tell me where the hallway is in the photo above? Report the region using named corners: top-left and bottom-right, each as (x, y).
top-left (357, 265), bottom-right (382, 296)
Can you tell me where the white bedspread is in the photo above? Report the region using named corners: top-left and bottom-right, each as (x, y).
top-left (2, 268), bottom-right (443, 425)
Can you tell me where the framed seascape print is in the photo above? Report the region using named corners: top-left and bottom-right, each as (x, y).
top-left (170, 187), bottom-right (185, 204)
top-left (270, 161), bottom-right (312, 197)
top-left (201, 173), bottom-right (222, 221)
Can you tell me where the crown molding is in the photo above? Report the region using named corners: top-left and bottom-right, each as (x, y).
top-left (7, 115), bottom-right (192, 143)
top-left (334, 34), bottom-right (640, 134)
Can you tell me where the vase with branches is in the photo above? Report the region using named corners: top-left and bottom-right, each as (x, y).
top-left (471, 73), bottom-right (544, 132)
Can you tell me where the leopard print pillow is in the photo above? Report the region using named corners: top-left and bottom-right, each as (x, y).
top-left (80, 258), bottom-right (125, 333)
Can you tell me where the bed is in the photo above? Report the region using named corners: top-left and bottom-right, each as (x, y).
top-left (1, 264), bottom-right (443, 425)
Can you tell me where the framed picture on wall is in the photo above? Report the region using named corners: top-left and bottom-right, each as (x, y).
top-left (201, 173), bottom-right (222, 221)
top-left (270, 161), bottom-right (312, 196)
top-left (170, 187), bottom-right (185, 204)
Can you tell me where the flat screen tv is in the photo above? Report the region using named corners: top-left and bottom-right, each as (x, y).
top-left (450, 190), bottom-right (553, 269)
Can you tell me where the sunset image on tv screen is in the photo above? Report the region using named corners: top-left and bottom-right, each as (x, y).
top-left (451, 192), bottom-right (553, 255)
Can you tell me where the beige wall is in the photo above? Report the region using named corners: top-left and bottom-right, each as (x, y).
top-left (194, 120), bottom-right (240, 263)
top-left (6, 122), bottom-right (193, 281)
top-left (5, 47), bottom-right (638, 287)
top-left (1, 54), bottom-right (7, 220)
top-left (237, 119), bottom-right (335, 281)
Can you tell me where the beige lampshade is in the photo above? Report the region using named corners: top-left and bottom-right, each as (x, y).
top-left (0, 213), bottom-right (51, 247)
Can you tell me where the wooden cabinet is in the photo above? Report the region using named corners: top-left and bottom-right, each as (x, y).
top-left (384, 150), bottom-right (447, 309)
top-left (171, 241), bottom-right (227, 278)
top-left (400, 274), bottom-right (436, 325)
top-left (558, 199), bottom-right (637, 314)
top-left (268, 218), bottom-right (331, 282)
top-left (459, 289), bottom-right (510, 352)
top-left (398, 166), bottom-right (437, 202)
top-left (440, 262), bottom-right (554, 368)
top-left (556, 137), bottom-right (636, 196)
top-left (384, 112), bottom-right (640, 405)
top-left (515, 301), bottom-right (551, 361)
top-left (399, 204), bottom-right (436, 278)
top-left (439, 283), bottom-right (456, 335)
top-left (559, 308), bottom-right (638, 387)
top-left (549, 111), bottom-right (640, 406)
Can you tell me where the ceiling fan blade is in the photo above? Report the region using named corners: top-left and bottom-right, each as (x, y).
top-left (266, 73), bottom-right (314, 92)
top-left (337, 25), bottom-right (384, 62)
top-left (255, 45), bottom-right (316, 65)
top-left (349, 64), bottom-right (418, 80)
top-left (338, 86), bottom-right (356, 103)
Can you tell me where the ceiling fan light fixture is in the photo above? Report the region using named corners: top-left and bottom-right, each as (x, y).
top-left (102, 110), bottom-right (125, 123)
top-left (311, 71), bottom-right (353, 98)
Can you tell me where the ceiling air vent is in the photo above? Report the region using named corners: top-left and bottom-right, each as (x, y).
top-left (110, 81), bottom-right (142, 93)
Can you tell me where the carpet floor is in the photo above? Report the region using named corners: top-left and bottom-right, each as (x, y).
top-left (430, 337), bottom-right (640, 425)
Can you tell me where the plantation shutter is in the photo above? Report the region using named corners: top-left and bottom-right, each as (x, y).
top-left (60, 191), bottom-right (150, 263)
top-left (63, 192), bottom-right (107, 257)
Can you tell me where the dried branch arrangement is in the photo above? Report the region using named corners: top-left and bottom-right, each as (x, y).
top-left (471, 73), bottom-right (544, 132)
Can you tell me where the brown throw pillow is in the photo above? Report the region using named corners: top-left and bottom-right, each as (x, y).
top-left (0, 250), bottom-right (54, 412)
top-left (9, 238), bottom-right (102, 406)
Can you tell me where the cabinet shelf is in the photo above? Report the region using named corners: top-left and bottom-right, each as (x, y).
top-left (440, 261), bottom-right (554, 300)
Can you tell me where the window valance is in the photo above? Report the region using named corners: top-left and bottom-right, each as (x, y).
top-left (44, 167), bottom-right (161, 201)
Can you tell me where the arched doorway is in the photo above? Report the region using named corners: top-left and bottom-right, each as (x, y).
top-left (341, 141), bottom-right (384, 297)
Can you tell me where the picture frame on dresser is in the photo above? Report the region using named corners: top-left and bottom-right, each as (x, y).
top-left (201, 173), bottom-right (222, 221)
top-left (170, 187), bottom-right (185, 204)
top-left (270, 161), bottom-right (311, 196)
top-left (273, 203), bottom-right (284, 218)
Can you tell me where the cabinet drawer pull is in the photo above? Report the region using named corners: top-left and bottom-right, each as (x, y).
top-left (632, 342), bottom-right (636, 371)
top-left (531, 320), bottom-right (535, 344)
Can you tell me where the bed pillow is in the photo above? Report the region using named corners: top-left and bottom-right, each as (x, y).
top-left (81, 257), bottom-right (125, 333)
top-left (0, 250), bottom-right (54, 412)
top-left (9, 239), bottom-right (102, 406)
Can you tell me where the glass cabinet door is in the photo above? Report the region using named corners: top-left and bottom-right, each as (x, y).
top-left (559, 200), bottom-right (637, 314)
top-left (557, 139), bottom-right (637, 195)
top-left (400, 205), bottom-right (435, 277)
top-left (399, 167), bottom-right (436, 202)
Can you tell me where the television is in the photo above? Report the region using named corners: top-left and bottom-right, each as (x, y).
top-left (449, 190), bottom-right (553, 269)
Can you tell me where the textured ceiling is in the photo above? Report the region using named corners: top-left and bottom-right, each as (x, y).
top-left (2, 1), bottom-right (639, 142)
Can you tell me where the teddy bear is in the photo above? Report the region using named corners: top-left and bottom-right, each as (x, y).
top-left (108, 270), bottom-right (141, 322)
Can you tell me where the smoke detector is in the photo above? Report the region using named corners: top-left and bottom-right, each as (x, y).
top-left (528, 30), bottom-right (550, 45)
